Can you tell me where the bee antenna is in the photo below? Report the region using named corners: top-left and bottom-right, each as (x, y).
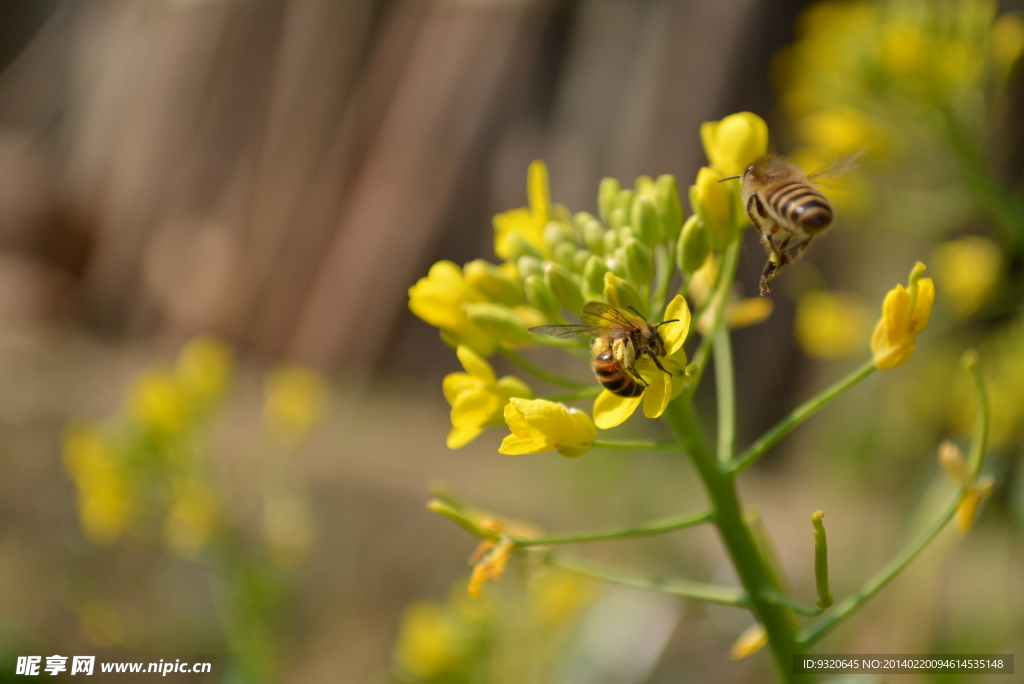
top-left (655, 318), bottom-right (680, 328)
top-left (626, 305), bottom-right (650, 321)
top-left (717, 175), bottom-right (742, 182)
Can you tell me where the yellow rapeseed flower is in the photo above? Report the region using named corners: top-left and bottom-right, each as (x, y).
top-left (163, 481), bottom-right (219, 558)
top-left (62, 422), bottom-right (132, 546)
top-left (493, 160), bottom-right (551, 261)
top-left (499, 398), bottom-right (596, 458)
top-left (394, 601), bottom-right (469, 678)
top-left (264, 363), bottom-right (329, 448)
top-left (700, 112), bottom-right (769, 176)
top-left (796, 290), bottom-right (873, 359)
top-left (408, 260), bottom-right (497, 357)
top-left (175, 334), bottom-right (234, 408)
top-left (871, 262), bottom-right (934, 370)
top-left (592, 295), bottom-right (690, 429)
top-left (128, 368), bottom-right (188, 438)
top-left (691, 166), bottom-right (736, 250)
top-left (443, 345), bottom-right (532, 448)
top-left (930, 236), bottom-right (1002, 319)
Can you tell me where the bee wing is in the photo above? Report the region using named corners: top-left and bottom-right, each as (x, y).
top-left (580, 301), bottom-right (640, 328)
top-left (527, 324), bottom-right (602, 339)
top-left (806, 152), bottom-right (861, 186)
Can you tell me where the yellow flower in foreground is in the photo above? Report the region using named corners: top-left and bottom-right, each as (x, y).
top-left (593, 295), bottom-right (691, 429)
top-left (444, 345), bottom-right (532, 448)
top-left (691, 166), bottom-right (735, 250)
top-left (409, 260), bottom-right (497, 357)
top-left (264, 363), bottom-right (329, 448)
top-left (700, 111), bottom-right (769, 176)
top-left (493, 159), bottom-right (551, 260)
top-left (871, 262), bottom-right (934, 370)
top-left (796, 290), bottom-right (872, 359)
top-left (500, 398), bottom-right (596, 458)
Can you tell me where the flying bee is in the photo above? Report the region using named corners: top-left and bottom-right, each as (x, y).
top-left (720, 155), bottom-right (842, 296)
top-left (528, 302), bottom-right (679, 397)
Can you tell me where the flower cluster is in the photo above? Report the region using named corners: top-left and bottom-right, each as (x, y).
top-left (778, 0), bottom-right (1024, 169)
top-left (409, 113), bottom-right (781, 457)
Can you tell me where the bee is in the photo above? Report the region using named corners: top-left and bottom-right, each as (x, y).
top-left (528, 302), bottom-right (679, 397)
top-left (721, 155), bottom-right (838, 296)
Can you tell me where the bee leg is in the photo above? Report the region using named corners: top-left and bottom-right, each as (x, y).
top-left (759, 258), bottom-right (780, 296)
top-left (627, 365), bottom-right (649, 387)
top-left (649, 353), bottom-right (672, 377)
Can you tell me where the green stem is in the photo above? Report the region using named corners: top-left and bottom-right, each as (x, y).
top-left (714, 323), bottom-right (736, 463)
top-left (592, 440), bottom-right (682, 451)
top-left (730, 359), bottom-right (876, 474)
top-left (513, 509), bottom-right (713, 547)
top-left (546, 552), bottom-right (748, 607)
top-left (664, 398), bottom-right (807, 683)
top-left (500, 348), bottom-right (588, 389)
top-left (686, 240), bottom-right (742, 395)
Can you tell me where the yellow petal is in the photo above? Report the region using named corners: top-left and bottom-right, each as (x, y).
top-left (701, 112), bottom-right (769, 176)
top-left (447, 425), bottom-right (482, 450)
top-left (593, 390), bottom-right (642, 429)
top-left (911, 277), bottom-right (934, 333)
top-left (642, 369), bottom-right (673, 419)
top-left (527, 160), bottom-right (551, 220)
top-left (661, 295), bottom-right (691, 355)
top-left (456, 345), bottom-right (496, 384)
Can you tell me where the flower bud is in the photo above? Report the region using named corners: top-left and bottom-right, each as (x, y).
top-left (524, 273), bottom-right (561, 319)
top-left (464, 259), bottom-right (522, 306)
top-left (622, 236), bottom-right (654, 287)
top-left (544, 262), bottom-right (586, 314)
top-left (691, 166), bottom-right (735, 250)
top-left (609, 206), bottom-right (628, 232)
top-left (572, 249), bottom-right (593, 273)
top-left (603, 272), bottom-right (646, 317)
top-left (631, 194), bottom-right (659, 244)
top-left (654, 174), bottom-right (684, 243)
top-left (552, 241), bottom-right (579, 270)
top-left (581, 218), bottom-right (607, 256)
top-left (602, 228), bottom-right (619, 254)
top-left (516, 255), bottom-right (543, 281)
top-left (543, 220), bottom-right (575, 252)
top-left (464, 302), bottom-right (533, 343)
top-left (676, 214), bottom-right (710, 274)
top-left (633, 174), bottom-right (655, 196)
top-left (583, 255), bottom-right (608, 301)
top-left (598, 177), bottom-right (621, 225)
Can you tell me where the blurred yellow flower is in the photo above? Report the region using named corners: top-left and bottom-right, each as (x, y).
top-left (493, 159), bottom-right (551, 261)
top-left (263, 490), bottom-right (316, 569)
top-left (930, 236), bottom-right (1002, 318)
top-left (394, 601), bottom-right (468, 678)
top-left (62, 423), bottom-right (132, 546)
top-left (700, 112), bottom-right (769, 176)
top-left (163, 482), bottom-right (219, 558)
top-left (175, 334), bottom-right (234, 408)
top-left (264, 363), bottom-right (329, 448)
top-left (528, 571), bottom-right (596, 629)
top-left (443, 345), bottom-right (532, 449)
top-left (592, 295), bottom-right (690, 429)
top-left (938, 440), bottom-right (994, 534)
top-left (408, 260), bottom-right (497, 357)
top-left (468, 536), bottom-right (514, 598)
top-left (795, 290), bottom-right (873, 359)
top-left (128, 368), bottom-right (188, 438)
top-left (871, 262), bottom-right (934, 370)
top-left (499, 398), bottom-right (596, 458)
top-left (729, 623), bottom-right (767, 660)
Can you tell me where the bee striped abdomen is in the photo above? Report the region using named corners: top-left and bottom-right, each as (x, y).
top-left (592, 349), bottom-right (644, 397)
top-left (766, 181), bottom-right (833, 232)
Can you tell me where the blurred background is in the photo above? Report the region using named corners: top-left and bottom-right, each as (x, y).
top-left (0, 0), bottom-right (1021, 682)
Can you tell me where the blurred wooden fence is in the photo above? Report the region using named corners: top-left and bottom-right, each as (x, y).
top-left (0, 0), bottom-right (804, 377)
